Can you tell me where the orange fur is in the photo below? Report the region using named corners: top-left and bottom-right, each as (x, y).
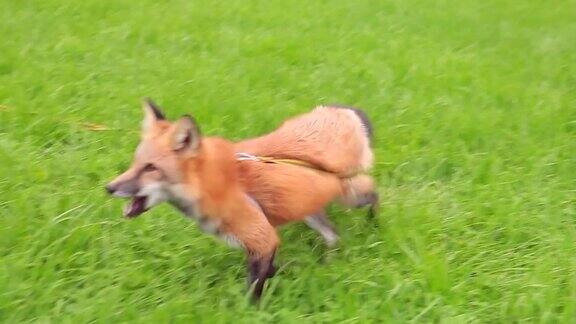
top-left (106, 100), bottom-right (376, 300)
top-left (237, 160), bottom-right (344, 226)
top-left (181, 137), bottom-right (279, 257)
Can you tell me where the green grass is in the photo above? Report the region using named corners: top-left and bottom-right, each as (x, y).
top-left (1, 0), bottom-right (575, 322)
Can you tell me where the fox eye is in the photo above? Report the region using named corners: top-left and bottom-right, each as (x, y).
top-left (142, 163), bottom-right (157, 172)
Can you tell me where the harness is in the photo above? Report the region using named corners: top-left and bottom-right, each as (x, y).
top-left (235, 153), bottom-right (362, 180)
top-left (236, 152), bottom-right (322, 171)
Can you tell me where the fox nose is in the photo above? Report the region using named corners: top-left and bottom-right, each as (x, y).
top-left (105, 184), bottom-right (116, 195)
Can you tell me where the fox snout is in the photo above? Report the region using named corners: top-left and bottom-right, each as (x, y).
top-left (106, 165), bottom-right (171, 218)
top-left (105, 184), bottom-right (115, 195)
top-left (105, 176), bottom-right (152, 218)
top-left (105, 180), bottom-right (139, 197)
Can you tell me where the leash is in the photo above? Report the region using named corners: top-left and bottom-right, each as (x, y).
top-left (236, 152), bottom-right (367, 187)
top-left (236, 152), bottom-right (322, 171)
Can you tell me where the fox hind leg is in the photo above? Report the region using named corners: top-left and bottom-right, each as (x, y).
top-left (362, 191), bottom-right (379, 220)
top-left (305, 212), bottom-right (339, 248)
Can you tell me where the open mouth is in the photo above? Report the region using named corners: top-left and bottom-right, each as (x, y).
top-left (123, 196), bottom-right (148, 218)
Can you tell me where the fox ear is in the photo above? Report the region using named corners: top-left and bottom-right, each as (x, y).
top-left (172, 115), bottom-right (201, 154)
top-left (142, 98), bottom-right (166, 131)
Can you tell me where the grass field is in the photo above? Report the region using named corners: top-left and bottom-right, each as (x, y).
top-left (1, 0), bottom-right (575, 322)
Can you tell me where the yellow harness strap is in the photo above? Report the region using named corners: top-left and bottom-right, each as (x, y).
top-left (236, 153), bottom-right (362, 180)
top-left (236, 153), bottom-right (321, 171)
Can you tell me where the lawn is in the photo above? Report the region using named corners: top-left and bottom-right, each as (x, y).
top-left (1, 0), bottom-right (575, 322)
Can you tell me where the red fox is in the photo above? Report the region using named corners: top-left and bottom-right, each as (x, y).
top-left (106, 99), bottom-right (377, 300)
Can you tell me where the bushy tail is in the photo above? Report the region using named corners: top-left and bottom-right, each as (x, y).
top-left (235, 105), bottom-right (375, 176)
top-left (331, 105), bottom-right (374, 173)
top-left (331, 105), bottom-right (374, 146)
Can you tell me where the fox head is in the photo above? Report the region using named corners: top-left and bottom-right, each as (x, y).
top-left (106, 99), bottom-right (202, 218)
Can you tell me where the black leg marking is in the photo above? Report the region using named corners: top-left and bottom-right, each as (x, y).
top-left (366, 191), bottom-right (379, 221)
top-left (247, 250), bottom-right (277, 302)
top-left (248, 257), bottom-right (259, 287)
top-left (266, 261), bottom-right (277, 278)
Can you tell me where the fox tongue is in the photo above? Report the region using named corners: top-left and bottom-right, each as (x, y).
top-left (123, 197), bottom-right (147, 218)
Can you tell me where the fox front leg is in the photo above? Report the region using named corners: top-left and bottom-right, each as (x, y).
top-left (247, 250), bottom-right (277, 302)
